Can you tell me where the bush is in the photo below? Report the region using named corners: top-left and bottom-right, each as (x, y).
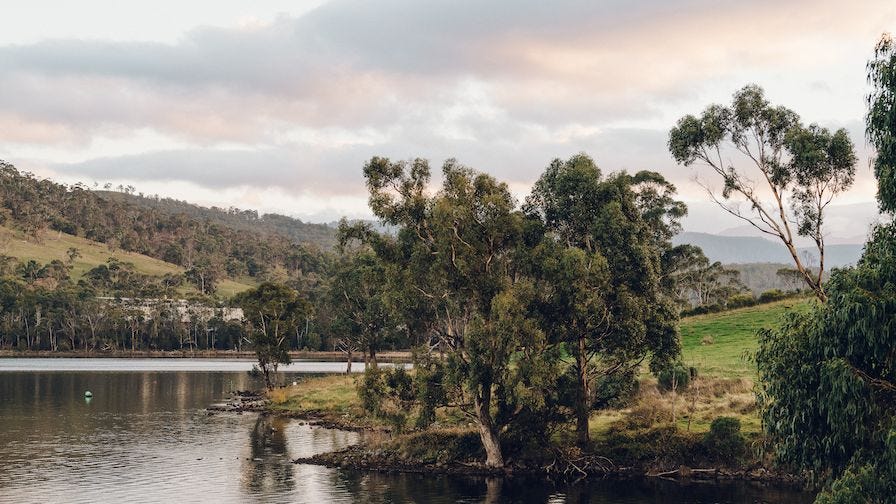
top-left (726, 293), bottom-right (756, 309)
top-left (357, 367), bottom-right (424, 432)
top-left (358, 367), bottom-right (387, 414)
top-left (656, 362), bottom-right (692, 392)
top-left (593, 368), bottom-right (640, 409)
top-left (758, 289), bottom-right (788, 303)
top-left (703, 416), bottom-right (746, 464)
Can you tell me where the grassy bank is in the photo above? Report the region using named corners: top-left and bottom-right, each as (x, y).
top-left (679, 298), bottom-right (812, 378)
top-left (270, 299), bottom-right (811, 476)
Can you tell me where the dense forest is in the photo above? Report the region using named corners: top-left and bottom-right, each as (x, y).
top-left (99, 190), bottom-right (337, 249)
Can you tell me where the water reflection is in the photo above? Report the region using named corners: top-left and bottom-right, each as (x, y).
top-left (242, 414), bottom-right (294, 495)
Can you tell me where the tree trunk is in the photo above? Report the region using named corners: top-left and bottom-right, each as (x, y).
top-left (575, 336), bottom-right (591, 448)
top-left (474, 387), bottom-right (504, 468)
top-left (368, 346), bottom-right (378, 370)
top-left (346, 350), bottom-right (353, 374)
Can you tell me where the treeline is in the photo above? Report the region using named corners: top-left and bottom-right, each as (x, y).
top-left (99, 190), bottom-right (337, 249)
top-left (0, 256), bottom-right (241, 351)
top-left (0, 162), bottom-right (330, 294)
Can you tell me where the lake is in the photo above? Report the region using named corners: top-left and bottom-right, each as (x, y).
top-left (0, 358), bottom-right (814, 503)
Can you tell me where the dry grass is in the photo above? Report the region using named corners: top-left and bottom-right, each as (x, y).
top-left (268, 374), bottom-right (361, 415)
top-left (590, 375), bottom-right (760, 439)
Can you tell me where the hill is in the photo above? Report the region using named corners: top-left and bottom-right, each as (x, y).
top-left (673, 231), bottom-right (863, 267)
top-left (98, 191), bottom-right (337, 249)
top-left (0, 162), bottom-right (332, 296)
top-left (679, 298), bottom-right (813, 378)
top-left (0, 225), bottom-right (254, 298)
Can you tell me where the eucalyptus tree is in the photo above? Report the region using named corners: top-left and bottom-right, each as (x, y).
top-left (357, 157), bottom-right (556, 468)
top-left (756, 35), bottom-right (896, 502)
top-left (328, 247), bottom-right (398, 370)
top-left (524, 153), bottom-right (680, 447)
top-left (234, 282), bottom-right (311, 389)
top-left (669, 85), bottom-right (857, 301)
top-left (663, 244), bottom-right (746, 309)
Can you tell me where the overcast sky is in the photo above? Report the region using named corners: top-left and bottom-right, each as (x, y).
top-left (1, 0), bottom-right (894, 232)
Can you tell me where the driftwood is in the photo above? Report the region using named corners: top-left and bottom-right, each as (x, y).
top-left (543, 448), bottom-right (616, 478)
top-left (653, 466), bottom-right (718, 478)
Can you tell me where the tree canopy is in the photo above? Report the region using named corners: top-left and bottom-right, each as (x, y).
top-left (668, 85), bottom-right (857, 302)
top-left (524, 153), bottom-right (680, 446)
top-left (234, 282), bottom-right (311, 389)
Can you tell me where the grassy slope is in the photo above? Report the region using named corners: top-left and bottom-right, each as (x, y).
top-left (0, 226), bottom-right (254, 298)
top-left (679, 298), bottom-right (813, 378)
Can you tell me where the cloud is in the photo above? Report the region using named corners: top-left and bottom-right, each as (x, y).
top-left (1, 0), bottom-right (892, 219)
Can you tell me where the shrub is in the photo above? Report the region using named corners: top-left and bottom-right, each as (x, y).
top-left (703, 416), bottom-right (746, 463)
top-left (592, 368), bottom-right (640, 409)
top-left (358, 366), bottom-right (430, 433)
top-left (726, 293), bottom-right (756, 309)
top-left (758, 289), bottom-right (788, 303)
top-left (357, 367), bottom-right (387, 414)
top-left (656, 362), bottom-right (691, 392)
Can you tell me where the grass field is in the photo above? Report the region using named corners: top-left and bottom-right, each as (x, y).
top-left (679, 298), bottom-right (813, 378)
top-left (0, 225), bottom-right (254, 298)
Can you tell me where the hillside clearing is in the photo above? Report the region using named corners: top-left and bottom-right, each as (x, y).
top-left (0, 225), bottom-right (254, 298)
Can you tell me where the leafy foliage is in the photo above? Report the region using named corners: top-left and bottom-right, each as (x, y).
top-left (656, 362), bottom-right (694, 393)
top-left (525, 153), bottom-right (681, 446)
top-left (868, 34), bottom-right (896, 213)
top-left (756, 35), bottom-right (896, 501)
top-left (703, 417), bottom-right (746, 464)
top-left (669, 85), bottom-right (857, 301)
top-left (234, 283), bottom-right (311, 389)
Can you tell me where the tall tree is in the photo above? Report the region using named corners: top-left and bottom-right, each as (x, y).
top-left (668, 85), bottom-right (857, 301)
top-left (524, 153), bottom-right (680, 447)
top-left (357, 157), bottom-right (555, 468)
top-left (756, 35), bottom-right (896, 502)
top-left (328, 247), bottom-right (398, 370)
top-left (234, 283), bottom-right (311, 389)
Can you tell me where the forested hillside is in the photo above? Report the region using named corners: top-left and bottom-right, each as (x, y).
top-left (0, 162), bottom-right (331, 294)
top-left (99, 190), bottom-right (337, 249)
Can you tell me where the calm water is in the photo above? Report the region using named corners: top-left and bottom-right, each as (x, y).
top-left (0, 359), bottom-right (813, 504)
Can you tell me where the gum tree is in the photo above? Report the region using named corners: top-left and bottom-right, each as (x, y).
top-left (669, 85), bottom-right (857, 302)
top-left (234, 283), bottom-right (311, 389)
top-left (756, 35), bottom-right (896, 501)
top-left (524, 154), bottom-right (681, 447)
top-left (357, 157), bottom-right (556, 468)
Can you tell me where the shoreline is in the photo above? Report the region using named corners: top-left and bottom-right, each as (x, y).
top-left (209, 384), bottom-right (809, 490)
top-left (0, 349), bottom-right (412, 362)
top-left (289, 443), bottom-right (805, 487)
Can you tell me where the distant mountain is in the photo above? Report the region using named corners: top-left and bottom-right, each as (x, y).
top-left (673, 232), bottom-right (864, 267)
top-left (99, 191), bottom-right (337, 249)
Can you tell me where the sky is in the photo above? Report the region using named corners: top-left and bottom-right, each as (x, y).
top-left (1, 0), bottom-right (894, 235)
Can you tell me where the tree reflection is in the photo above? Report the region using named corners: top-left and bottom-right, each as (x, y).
top-left (241, 414), bottom-right (294, 495)
top-left (330, 471), bottom-right (555, 504)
